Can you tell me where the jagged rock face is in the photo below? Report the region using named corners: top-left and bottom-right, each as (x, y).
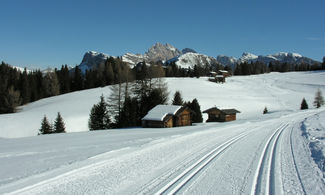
top-left (145, 43), bottom-right (181, 62)
top-left (78, 45), bottom-right (319, 73)
top-left (182, 48), bottom-right (197, 54)
top-left (122, 43), bottom-right (182, 65)
top-left (122, 53), bottom-right (148, 67)
top-left (79, 51), bottom-right (111, 73)
top-left (216, 55), bottom-right (237, 69)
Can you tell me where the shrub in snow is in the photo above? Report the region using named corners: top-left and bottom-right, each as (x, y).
top-left (313, 89), bottom-right (324, 108)
top-left (39, 115), bottom-right (53, 135)
top-left (263, 107), bottom-right (268, 114)
top-left (54, 112), bottom-right (66, 133)
top-left (301, 98), bottom-right (309, 110)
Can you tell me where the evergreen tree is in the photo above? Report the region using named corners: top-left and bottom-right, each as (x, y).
top-left (88, 95), bottom-right (111, 130)
top-left (313, 89), bottom-right (325, 108)
top-left (0, 86), bottom-right (21, 113)
top-left (185, 98), bottom-right (203, 123)
top-left (54, 112), bottom-right (66, 133)
top-left (263, 107), bottom-right (268, 114)
top-left (322, 57), bottom-right (325, 70)
top-left (193, 65), bottom-right (200, 78)
top-left (172, 91), bottom-right (184, 105)
top-left (119, 96), bottom-right (138, 127)
top-left (42, 72), bottom-right (60, 97)
top-left (104, 58), bottom-right (114, 85)
top-left (20, 68), bottom-right (31, 104)
top-left (300, 98), bottom-right (308, 110)
top-left (39, 115), bottom-right (53, 135)
top-left (71, 66), bottom-right (84, 91)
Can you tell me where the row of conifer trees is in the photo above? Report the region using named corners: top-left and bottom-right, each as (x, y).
top-left (2, 57), bottom-right (325, 114)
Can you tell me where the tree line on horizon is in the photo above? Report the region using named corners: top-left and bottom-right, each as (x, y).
top-left (1, 57), bottom-right (325, 114)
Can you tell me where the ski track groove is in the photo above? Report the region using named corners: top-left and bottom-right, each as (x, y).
top-left (269, 124), bottom-right (286, 195)
top-left (154, 130), bottom-right (250, 195)
top-left (289, 125), bottom-right (307, 195)
top-left (250, 123), bottom-right (288, 195)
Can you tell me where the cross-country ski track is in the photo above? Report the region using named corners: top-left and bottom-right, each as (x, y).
top-left (1, 72), bottom-right (325, 194)
top-left (2, 110), bottom-right (325, 194)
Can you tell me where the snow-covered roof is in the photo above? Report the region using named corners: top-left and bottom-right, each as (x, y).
top-left (218, 70), bottom-right (229, 73)
top-left (142, 105), bottom-right (182, 121)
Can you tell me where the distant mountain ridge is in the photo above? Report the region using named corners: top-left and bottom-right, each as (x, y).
top-left (217, 52), bottom-right (319, 69)
top-left (77, 43), bottom-right (320, 71)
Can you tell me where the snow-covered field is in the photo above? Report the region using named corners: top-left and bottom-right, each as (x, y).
top-left (1, 71), bottom-right (325, 194)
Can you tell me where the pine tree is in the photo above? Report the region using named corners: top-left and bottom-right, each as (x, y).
top-left (54, 112), bottom-right (66, 133)
top-left (263, 107), bottom-right (268, 114)
top-left (119, 96), bottom-right (138, 128)
top-left (185, 98), bottom-right (203, 123)
top-left (313, 89), bottom-right (325, 108)
top-left (39, 115), bottom-right (53, 135)
top-left (193, 65), bottom-right (200, 78)
top-left (72, 66), bottom-right (84, 91)
top-left (0, 86), bottom-right (21, 113)
top-left (88, 95), bottom-right (111, 130)
top-left (42, 72), bottom-right (60, 97)
top-left (172, 91), bottom-right (184, 105)
top-left (300, 98), bottom-right (308, 110)
top-left (20, 68), bottom-right (31, 104)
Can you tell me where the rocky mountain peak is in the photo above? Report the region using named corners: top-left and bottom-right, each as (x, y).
top-left (145, 43), bottom-right (181, 62)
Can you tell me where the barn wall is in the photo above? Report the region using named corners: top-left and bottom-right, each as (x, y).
top-left (165, 118), bottom-right (173, 128)
top-left (225, 114), bottom-right (236, 121)
top-left (175, 109), bottom-right (191, 127)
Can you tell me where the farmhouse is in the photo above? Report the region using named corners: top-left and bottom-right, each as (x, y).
top-left (142, 105), bottom-right (192, 128)
top-left (209, 70), bottom-right (231, 83)
top-left (203, 107), bottom-right (240, 122)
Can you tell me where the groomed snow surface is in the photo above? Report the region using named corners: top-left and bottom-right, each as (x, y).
top-left (1, 71), bottom-right (325, 194)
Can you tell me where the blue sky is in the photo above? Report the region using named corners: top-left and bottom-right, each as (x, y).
top-left (0, 0), bottom-right (324, 69)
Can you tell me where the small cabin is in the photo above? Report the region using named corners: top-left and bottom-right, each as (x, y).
top-left (217, 70), bottom-right (231, 77)
top-left (203, 107), bottom-right (240, 122)
top-left (209, 70), bottom-right (231, 83)
top-left (142, 105), bottom-right (192, 128)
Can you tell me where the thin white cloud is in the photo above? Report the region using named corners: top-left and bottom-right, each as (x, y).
top-left (306, 37), bottom-right (324, 41)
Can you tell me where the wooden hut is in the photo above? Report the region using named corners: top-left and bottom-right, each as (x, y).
top-left (142, 105), bottom-right (192, 128)
top-left (203, 107), bottom-right (240, 122)
top-left (217, 70), bottom-right (231, 77)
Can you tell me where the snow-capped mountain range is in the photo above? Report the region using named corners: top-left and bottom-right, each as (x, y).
top-left (78, 43), bottom-right (319, 71)
top-left (218, 52), bottom-right (318, 69)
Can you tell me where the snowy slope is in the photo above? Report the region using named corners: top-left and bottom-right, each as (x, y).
top-left (172, 52), bottom-right (218, 69)
top-left (1, 71), bottom-right (325, 138)
top-left (1, 109), bottom-right (325, 194)
top-left (1, 71), bottom-right (325, 194)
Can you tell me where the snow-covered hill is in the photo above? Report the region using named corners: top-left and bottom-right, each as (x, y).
top-left (1, 71), bottom-right (325, 194)
top-left (168, 52), bottom-right (218, 69)
top-left (1, 71), bottom-right (325, 138)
